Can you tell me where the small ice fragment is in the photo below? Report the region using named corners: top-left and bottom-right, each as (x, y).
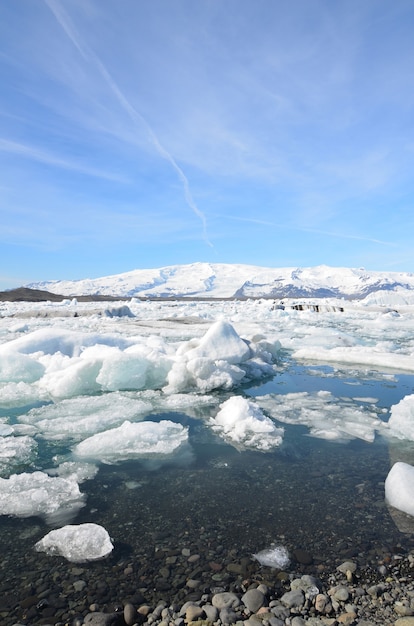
top-left (253, 545), bottom-right (290, 569)
top-left (34, 523), bottom-right (113, 562)
top-left (385, 461), bottom-right (414, 517)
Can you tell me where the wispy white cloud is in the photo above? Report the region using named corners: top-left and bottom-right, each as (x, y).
top-left (0, 137), bottom-right (128, 182)
top-left (44, 0), bottom-right (213, 248)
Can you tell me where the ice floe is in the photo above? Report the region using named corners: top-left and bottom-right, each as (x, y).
top-left (0, 433), bottom-right (37, 475)
top-left (73, 420), bottom-right (188, 464)
top-left (18, 392), bottom-right (152, 442)
top-left (35, 523), bottom-right (113, 562)
top-left (256, 391), bottom-right (384, 443)
top-left (0, 471), bottom-right (85, 524)
top-left (210, 396), bottom-right (284, 451)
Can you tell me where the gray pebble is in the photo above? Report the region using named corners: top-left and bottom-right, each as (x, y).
top-left (202, 603), bottom-right (219, 622)
top-left (280, 589), bottom-right (305, 609)
top-left (212, 591), bottom-right (240, 609)
top-left (123, 602), bottom-right (137, 626)
top-left (219, 607), bottom-right (240, 624)
top-left (241, 588), bottom-right (265, 613)
top-left (332, 585), bottom-right (349, 602)
top-left (83, 613), bottom-right (120, 626)
top-left (185, 605), bottom-right (205, 621)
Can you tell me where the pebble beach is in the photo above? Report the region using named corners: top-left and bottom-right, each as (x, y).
top-left (2, 546), bottom-right (414, 626)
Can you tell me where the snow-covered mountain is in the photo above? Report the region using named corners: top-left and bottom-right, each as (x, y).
top-left (27, 263), bottom-right (414, 304)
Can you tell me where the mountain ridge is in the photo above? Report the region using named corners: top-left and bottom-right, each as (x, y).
top-left (26, 262), bottom-right (414, 303)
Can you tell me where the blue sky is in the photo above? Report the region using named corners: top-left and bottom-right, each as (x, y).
top-left (1, 0), bottom-right (414, 289)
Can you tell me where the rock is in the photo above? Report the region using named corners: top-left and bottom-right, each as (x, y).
top-left (314, 593), bottom-right (329, 613)
top-left (291, 618), bottom-right (307, 626)
top-left (73, 580), bottom-right (87, 592)
top-left (212, 592), bottom-right (240, 609)
top-left (395, 604), bottom-right (414, 617)
top-left (395, 619), bottom-right (414, 626)
top-left (337, 612), bottom-right (357, 625)
top-left (244, 618), bottom-right (263, 626)
top-left (185, 605), bottom-right (205, 622)
top-left (242, 589), bottom-right (265, 613)
top-left (337, 561), bottom-right (357, 574)
top-left (293, 549), bottom-right (313, 565)
top-left (220, 607), bottom-right (240, 624)
top-left (188, 554), bottom-right (200, 563)
top-left (227, 562), bottom-right (244, 574)
top-left (280, 589), bottom-right (305, 609)
top-left (186, 579), bottom-right (201, 589)
top-left (83, 613), bottom-right (121, 626)
top-left (124, 603), bottom-right (137, 626)
top-left (202, 603), bottom-right (218, 622)
top-left (332, 586), bottom-right (350, 602)
top-left (137, 605), bottom-right (151, 616)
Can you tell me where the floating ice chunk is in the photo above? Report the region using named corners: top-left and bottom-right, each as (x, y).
top-left (0, 471), bottom-right (85, 524)
top-left (0, 348), bottom-right (44, 383)
top-left (0, 435), bottom-right (37, 474)
top-left (19, 393), bottom-right (151, 442)
top-left (0, 423), bottom-right (13, 436)
top-left (47, 461), bottom-right (99, 483)
top-left (0, 381), bottom-right (48, 408)
top-left (385, 462), bottom-right (414, 517)
top-left (210, 396), bottom-right (284, 451)
top-left (73, 420), bottom-right (188, 463)
top-left (95, 346), bottom-right (148, 391)
top-left (257, 392), bottom-right (382, 443)
top-left (293, 346), bottom-right (414, 373)
top-left (164, 321), bottom-right (264, 394)
top-left (35, 523), bottom-right (113, 562)
top-left (6, 328), bottom-right (132, 358)
top-left (388, 394), bottom-right (414, 441)
top-left (39, 356), bottom-right (102, 399)
top-left (253, 545), bottom-right (290, 569)
top-left (185, 320), bottom-right (251, 364)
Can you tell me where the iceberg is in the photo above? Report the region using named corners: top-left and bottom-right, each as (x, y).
top-left (184, 320), bottom-right (251, 364)
top-left (35, 523), bottom-right (113, 562)
top-left (165, 320), bottom-right (274, 394)
top-left (385, 461), bottom-right (414, 517)
top-left (73, 419), bottom-right (188, 463)
top-left (210, 396), bottom-right (284, 451)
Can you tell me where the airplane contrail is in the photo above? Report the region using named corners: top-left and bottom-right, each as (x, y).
top-left (44, 0), bottom-right (213, 248)
top-left (214, 213), bottom-right (397, 247)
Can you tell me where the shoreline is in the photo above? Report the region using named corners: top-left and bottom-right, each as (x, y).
top-left (4, 546), bottom-right (414, 626)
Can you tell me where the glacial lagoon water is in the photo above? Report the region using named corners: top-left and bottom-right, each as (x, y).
top-left (1, 299), bottom-right (414, 623)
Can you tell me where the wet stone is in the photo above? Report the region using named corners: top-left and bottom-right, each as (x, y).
top-left (241, 588), bottom-right (265, 613)
top-left (293, 549), bottom-right (313, 565)
top-left (280, 589), bottom-right (305, 609)
top-left (212, 592), bottom-right (240, 609)
top-left (219, 607), bottom-right (240, 624)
